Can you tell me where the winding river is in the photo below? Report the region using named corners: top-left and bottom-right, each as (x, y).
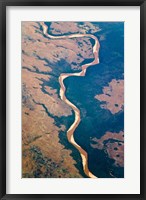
top-left (42, 22), bottom-right (100, 178)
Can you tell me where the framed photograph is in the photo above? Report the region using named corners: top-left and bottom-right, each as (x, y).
top-left (0, 0), bottom-right (145, 199)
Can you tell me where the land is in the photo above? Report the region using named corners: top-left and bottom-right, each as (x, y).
top-left (91, 131), bottom-right (124, 168)
top-left (92, 79), bottom-right (124, 169)
top-left (22, 21), bottom-right (99, 178)
top-left (95, 79), bottom-right (124, 114)
top-left (22, 21), bottom-right (124, 178)
top-left (49, 22), bottom-right (100, 35)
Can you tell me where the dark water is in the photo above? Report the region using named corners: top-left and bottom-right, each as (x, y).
top-left (44, 22), bottom-right (124, 178)
top-left (64, 22), bottom-right (124, 178)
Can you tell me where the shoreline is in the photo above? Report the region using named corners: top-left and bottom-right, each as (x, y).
top-left (42, 22), bottom-right (100, 178)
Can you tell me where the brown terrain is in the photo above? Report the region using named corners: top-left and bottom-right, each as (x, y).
top-left (93, 79), bottom-right (124, 169)
top-left (22, 21), bottom-right (99, 178)
top-left (95, 79), bottom-right (124, 114)
top-left (49, 22), bottom-right (100, 35)
top-left (91, 131), bottom-right (124, 168)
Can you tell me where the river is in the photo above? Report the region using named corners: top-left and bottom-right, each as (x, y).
top-left (42, 22), bottom-right (100, 178)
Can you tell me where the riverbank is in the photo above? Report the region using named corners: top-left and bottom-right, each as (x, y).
top-left (42, 22), bottom-right (100, 178)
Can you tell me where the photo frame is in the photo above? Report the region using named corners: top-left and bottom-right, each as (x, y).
top-left (0, 0), bottom-right (145, 199)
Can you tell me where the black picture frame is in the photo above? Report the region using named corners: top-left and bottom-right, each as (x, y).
top-left (0, 0), bottom-right (145, 199)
